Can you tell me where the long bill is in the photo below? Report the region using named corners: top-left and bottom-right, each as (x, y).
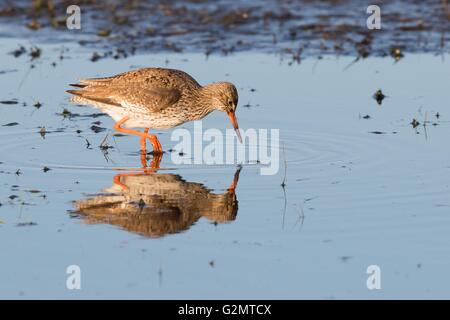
top-left (227, 111), bottom-right (242, 143)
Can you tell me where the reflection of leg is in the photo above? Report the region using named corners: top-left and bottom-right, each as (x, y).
top-left (147, 132), bottom-right (163, 154)
top-left (113, 174), bottom-right (129, 191)
top-left (227, 165), bottom-right (242, 193)
top-left (113, 116), bottom-right (163, 154)
top-left (140, 128), bottom-right (149, 168)
top-left (148, 153), bottom-right (162, 171)
top-left (113, 168), bottom-right (163, 192)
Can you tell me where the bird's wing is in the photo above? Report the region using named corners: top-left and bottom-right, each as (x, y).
top-left (67, 85), bottom-right (181, 112)
top-left (77, 68), bottom-right (200, 88)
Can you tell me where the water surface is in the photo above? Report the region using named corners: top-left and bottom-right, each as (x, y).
top-left (1, 39), bottom-right (450, 298)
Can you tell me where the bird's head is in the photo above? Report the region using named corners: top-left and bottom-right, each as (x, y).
top-left (204, 82), bottom-right (241, 143)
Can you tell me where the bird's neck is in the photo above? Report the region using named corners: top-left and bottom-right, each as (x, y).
top-left (194, 84), bottom-right (219, 113)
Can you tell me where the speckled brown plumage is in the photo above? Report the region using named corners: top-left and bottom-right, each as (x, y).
top-left (67, 67), bottom-right (241, 155)
top-left (68, 67), bottom-right (239, 129)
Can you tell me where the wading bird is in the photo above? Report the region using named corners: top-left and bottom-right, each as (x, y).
top-left (67, 68), bottom-right (242, 158)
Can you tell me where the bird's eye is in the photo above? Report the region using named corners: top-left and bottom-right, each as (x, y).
top-left (228, 100), bottom-right (233, 107)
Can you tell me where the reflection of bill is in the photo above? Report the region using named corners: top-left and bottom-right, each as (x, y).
top-left (72, 167), bottom-right (241, 238)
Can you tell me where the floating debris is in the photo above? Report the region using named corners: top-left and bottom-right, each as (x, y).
top-left (97, 29), bottom-right (111, 37)
top-left (390, 47), bottom-right (404, 61)
top-left (39, 127), bottom-right (46, 139)
top-left (29, 46), bottom-right (42, 60)
top-left (339, 256), bottom-right (352, 263)
top-left (2, 122), bottom-right (19, 127)
top-left (26, 189), bottom-right (41, 194)
top-left (411, 119), bottom-right (420, 128)
top-left (10, 46), bottom-right (26, 58)
top-left (34, 102), bottom-right (42, 109)
top-left (373, 89), bottom-right (385, 105)
top-left (59, 111), bottom-right (106, 119)
top-left (26, 20), bottom-right (41, 31)
top-left (91, 125), bottom-right (106, 133)
top-left (99, 135), bottom-right (113, 151)
top-left (362, 115), bottom-right (371, 119)
top-left (43, 166), bottom-right (51, 173)
top-left (0, 69), bottom-right (18, 75)
top-left (58, 108), bottom-right (72, 118)
top-left (90, 52), bottom-right (103, 62)
top-left (356, 34), bottom-right (373, 58)
top-left (16, 222), bottom-right (38, 227)
top-left (0, 100), bottom-right (18, 105)
top-left (436, 112), bottom-right (440, 119)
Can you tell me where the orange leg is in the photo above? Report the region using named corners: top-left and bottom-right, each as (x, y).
top-left (140, 128), bottom-right (163, 170)
top-left (113, 174), bottom-right (129, 191)
top-left (148, 153), bottom-right (163, 170)
top-left (113, 167), bottom-right (161, 192)
top-left (140, 128), bottom-right (149, 168)
top-left (140, 128), bottom-right (149, 150)
top-left (113, 116), bottom-right (163, 154)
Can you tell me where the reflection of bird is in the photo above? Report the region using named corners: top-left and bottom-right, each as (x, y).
top-left (67, 68), bottom-right (242, 155)
top-left (72, 167), bottom-right (241, 238)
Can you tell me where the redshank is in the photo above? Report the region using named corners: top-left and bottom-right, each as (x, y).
top-left (67, 67), bottom-right (242, 158)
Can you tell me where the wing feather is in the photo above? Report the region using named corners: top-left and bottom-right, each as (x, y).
top-left (67, 85), bottom-right (181, 112)
top-left (67, 67), bottom-right (199, 112)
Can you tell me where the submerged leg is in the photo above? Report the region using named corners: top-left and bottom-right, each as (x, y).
top-left (140, 128), bottom-right (162, 169)
top-left (113, 116), bottom-right (163, 154)
top-left (148, 152), bottom-right (163, 170)
top-left (140, 128), bottom-right (149, 168)
top-left (140, 128), bottom-right (149, 151)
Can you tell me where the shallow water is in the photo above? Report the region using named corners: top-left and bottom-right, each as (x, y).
top-left (1, 38), bottom-right (450, 298)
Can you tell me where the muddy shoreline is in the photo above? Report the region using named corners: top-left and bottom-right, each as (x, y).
top-left (1, 0), bottom-right (450, 61)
